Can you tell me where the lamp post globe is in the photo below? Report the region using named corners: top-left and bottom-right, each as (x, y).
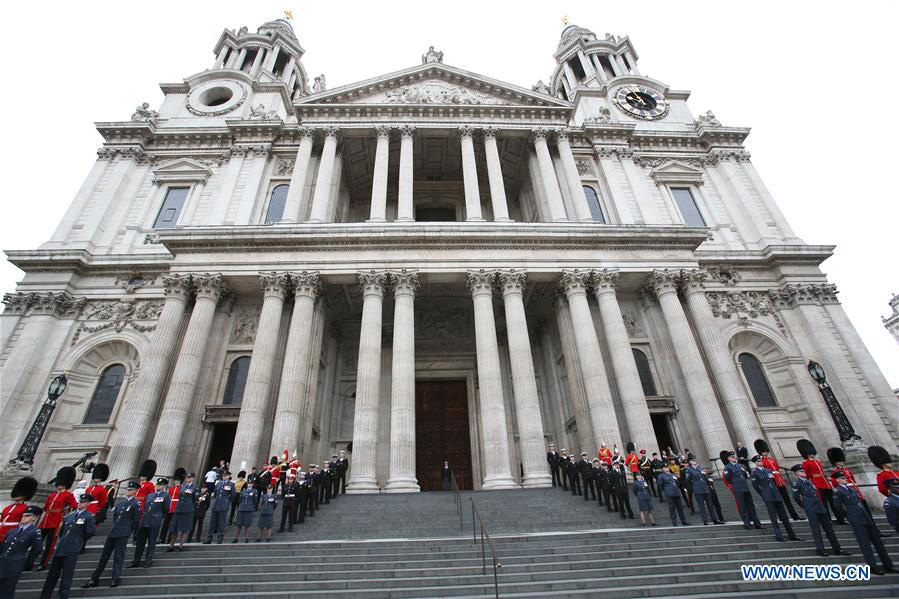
top-left (48, 373), bottom-right (68, 400)
top-left (807, 360), bottom-right (827, 385)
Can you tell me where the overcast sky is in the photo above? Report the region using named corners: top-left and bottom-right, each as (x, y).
top-left (1, 1), bottom-right (897, 387)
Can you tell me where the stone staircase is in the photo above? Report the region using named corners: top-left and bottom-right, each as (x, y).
top-left (14, 487), bottom-right (899, 598)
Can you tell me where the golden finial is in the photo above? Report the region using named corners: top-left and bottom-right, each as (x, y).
top-left (562, 15), bottom-right (569, 26)
top-left (284, 9), bottom-right (294, 20)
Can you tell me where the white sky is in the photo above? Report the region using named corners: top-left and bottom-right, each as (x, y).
top-left (1, 1), bottom-right (897, 388)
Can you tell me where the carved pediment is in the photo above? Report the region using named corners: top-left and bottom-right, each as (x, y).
top-left (648, 160), bottom-right (704, 185)
top-left (152, 158), bottom-right (214, 183)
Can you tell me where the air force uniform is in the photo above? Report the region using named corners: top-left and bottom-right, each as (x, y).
top-left (792, 474), bottom-right (844, 556)
top-left (131, 485), bottom-right (170, 567)
top-left (85, 491), bottom-right (140, 587)
top-left (39, 506), bottom-right (95, 599)
top-left (0, 511), bottom-right (42, 599)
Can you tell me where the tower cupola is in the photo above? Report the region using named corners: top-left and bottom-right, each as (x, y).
top-left (551, 25), bottom-right (640, 100)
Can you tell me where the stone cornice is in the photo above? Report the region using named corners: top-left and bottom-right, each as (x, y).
top-left (4, 250), bottom-right (172, 275)
top-left (695, 245), bottom-right (835, 268)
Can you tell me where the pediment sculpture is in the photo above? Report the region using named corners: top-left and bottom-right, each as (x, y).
top-left (384, 81), bottom-right (511, 106)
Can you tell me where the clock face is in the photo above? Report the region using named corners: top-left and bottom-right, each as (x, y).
top-left (613, 85), bottom-right (668, 120)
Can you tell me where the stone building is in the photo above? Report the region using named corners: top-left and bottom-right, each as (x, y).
top-left (2, 20), bottom-right (897, 493)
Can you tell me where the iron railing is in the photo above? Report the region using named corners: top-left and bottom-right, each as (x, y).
top-left (450, 473), bottom-right (463, 532)
top-left (469, 497), bottom-right (501, 598)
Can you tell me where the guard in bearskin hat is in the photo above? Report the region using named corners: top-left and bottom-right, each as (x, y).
top-left (84, 463), bottom-right (110, 525)
top-left (0, 504), bottom-right (42, 597)
top-left (869, 445), bottom-right (899, 498)
top-left (82, 480), bottom-right (140, 589)
top-left (796, 439), bottom-right (837, 523)
top-left (754, 439), bottom-right (803, 521)
top-left (136, 459), bottom-right (157, 515)
top-left (1, 476), bottom-right (37, 541)
top-left (37, 466), bottom-right (78, 569)
top-left (625, 442), bottom-right (640, 482)
top-left (40, 491), bottom-right (95, 599)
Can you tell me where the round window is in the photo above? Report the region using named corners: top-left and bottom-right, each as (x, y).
top-left (186, 79), bottom-right (247, 116)
top-left (199, 87), bottom-right (233, 107)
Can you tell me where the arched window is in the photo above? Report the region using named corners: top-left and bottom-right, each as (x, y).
top-left (583, 186), bottom-right (605, 223)
top-left (264, 184), bottom-right (289, 224)
top-left (83, 364), bottom-right (126, 424)
top-left (223, 356), bottom-right (251, 405)
top-left (739, 353), bottom-right (777, 408)
top-left (631, 348), bottom-right (657, 396)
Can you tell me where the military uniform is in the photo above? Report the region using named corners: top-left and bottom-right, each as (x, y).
top-left (131, 482), bottom-right (170, 567)
top-left (685, 465), bottom-right (720, 525)
top-left (884, 482), bottom-right (899, 534)
top-left (612, 466), bottom-right (634, 519)
top-left (337, 455), bottom-right (349, 494)
top-left (722, 455), bottom-right (761, 529)
top-left (546, 449), bottom-right (561, 487)
top-left (279, 478), bottom-right (300, 532)
top-left (557, 452), bottom-right (569, 490)
top-left (39, 504), bottom-right (95, 599)
top-left (657, 471), bottom-right (687, 525)
top-left (0, 502), bottom-right (27, 543)
top-left (258, 492), bottom-right (277, 532)
top-left (566, 458), bottom-right (581, 496)
top-left (751, 462), bottom-right (797, 541)
top-left (834, 479), bottom-right (894, 574)
top-left (205, 477), bottom-right (235, 544)
top-left (84, 487), bottom-right (139, 587)
top-left (755, 439), bottom-right (802, 521)
top-left (188, 491), bottom-right (209, 543)
top-left (633, 478), bottom-right (654, 514)
top-left (791, 473), bottom-right (845, 556)
top-left (233, 485), bottom-right (258, 535)
top-left (172, 480), bottom-right (196, 537)
top-left (0, 506), bottom-right (42, 599)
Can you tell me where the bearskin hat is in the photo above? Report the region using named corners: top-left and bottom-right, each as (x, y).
top-left (91, 463), bottom-right (109, 482)
top-left (626, 441), bottom-right (636, 454)
top-left (868, 445), bottom-right (893, 469)
top-left (270, 456), bottom-right (279, 466)
top-left (719, 450), bottom-right (733, 463)
top-left (11, 476), bottom-right (38, 501)
top-left (139, 459), bottom-right (157, 480)
top-left (173, 467), bottom-right (186, 483)
top-left (796, 439), bottom-right (816, 459)
top-left (826, 447), bottom-right (845, 466)
top-left (55, 466), bottom-right (76, 489)
top-left (753, 439), bottom-right (770, 455)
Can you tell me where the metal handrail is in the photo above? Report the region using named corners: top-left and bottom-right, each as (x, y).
top-left (469, 497), bottom-right (501, 598)
top-left (450, 473), bottom-right (463, 532)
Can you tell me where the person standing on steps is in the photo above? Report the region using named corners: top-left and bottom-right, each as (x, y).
top-left (590, 459), bottom-right (605, 507)
top-left (735, 442), bottom-right (751, 472)
top-left (685, 459), bottom-right (723, 525)
top-left (228, 471), bottom-right (246, 525)
top-left (557, 449), bottom-right (569, 491)
top-left (831, 448), bottom-right (890, 536)
top-left (232, 479), bottom-right (257, 543)
top-left (130, 477), bottom-right (170, 568)
top-left (159, 468), bottom-right (183, 545)
top-left (38, 494), bottom-right (95, 599)
top-left (188, 486), bottom-right (209, 544)
top-left (833, 470), bottom-right (895, 576)
top-left (633, 473), bottom-right (656, 526)
top-left (883, 479), bottom-right (899, 534)
top-left (0, 505), bottom-right (42, 598)
top-left (751, 455), bottom-right (800, 543)
top-left (546, 444), bottom-right (561, 488)
top-left (602, 463), bottom-right (619, 513)
top-left (203, 467), bottom-right (217, 495)
top-left (330, 455), bottom-right (342, 498)
top-left (650, 453), bottom-right (664, 500)
top-left (625, 443), bottom-right (640, 482)
top-left (638, 450), bottom-right (653, 493)
top-left (613, 463), bottom-right (635, 520)
top-left (722, 451), bottom-right (761, 530)
top-left (257, 486), bottom-right (277, 542)
top-left (168, 472), bottom-right (196, 552)
top-left (83, 464), bottom-right (110, 530)
top-left (565, 455), bottom-right (581, 496)
top-left (36, 467), bottom-right (78, 570)
top-left (441, 461), bottom-right (453, 491)
top-left (204, 470), bottom-right (235, 544)
top-left (82, 482), bottom-right (140, 589)
top-left (755, 439), bottom-right (804, 522)
top-left (797, 440), bottom-right (837, 525)
top-left (320, 462), bottom-right (333, 505)
top-left (703, 468), bottom-right (725, 524)
top-left (279, 473), bottom-right (299, 533)
top-left (790, 465), bottom-right (849, 558)
top-left (578, 452), bottom-right (595, 501)
top-left (657, 464), bottom-right (688, 526)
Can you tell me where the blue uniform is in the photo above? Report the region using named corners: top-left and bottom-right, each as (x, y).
top-left (723, 462), bottom-right (761, 528)
top-left (685, 466), bottom-right (717, 525)
top-left (258, 493), bottom-right (277, 529)
top-left (40, 509), bottom-right (95, 599)
top-left (752, 466), bottom-right (795, 541)
top-left (657, 472), bottom-right (687, 525)
top-left (234, 487), bottom-right (258, 527)
top-left (173, 482), bottom-right (196, 533)
top-left (792, 477), bottom-right (842, 554)
top-left (89, 496), bottom-right (139, 584)
top-left (132, 491), bottom-right (170, 565)
top-left (834, 484), bottom-right (894, 571)
top-left (206, 479), bottom-right (235, 543)
top-left (884, 494), bottom-right (899, 534)
top-left (632, 479), bottom-right (654, 512)
top-left (0, 524), bottom-right (42, 598)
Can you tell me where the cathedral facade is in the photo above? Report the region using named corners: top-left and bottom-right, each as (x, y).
top-left (2, 19), bottom-right (896, 493)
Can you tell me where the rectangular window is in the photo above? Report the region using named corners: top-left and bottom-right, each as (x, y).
top-left (671, 187), bottom-right (706, 227)
top-left (153, 187), bottom-right (189, 229)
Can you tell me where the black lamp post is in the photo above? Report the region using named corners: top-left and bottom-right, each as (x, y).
top-left (807, 360), bottom-right (861, 443)
top-left (9, 373), bottom-right (68, 468)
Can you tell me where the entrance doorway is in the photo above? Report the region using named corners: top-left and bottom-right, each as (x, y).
top-left (650, 413), bottom-right (677, 454)
top-left (206, 422), bottom-right (237, 471)
top-left (415, 379), bottom-right (473, 491)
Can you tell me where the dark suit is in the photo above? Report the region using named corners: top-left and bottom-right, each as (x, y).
top-left (752, 466), bottom-right (795, 541)
top-left (724, 462), bottom-right (761, 527)
top-left (579, 460), bottom-right (596, 501)
top-left (547, 452), bottom-right (561, 487)
top-left (834, 484), bottom-right (894, 571)
top-left (611, 468), bottom-right (633, 518)
top-left (39, 510), bottom-right (95, 599)
top-left (566, 461), bottom-right (581, 495)
top-left (0, 524), bottom-right (42, 599)
top-left (657, 472), bottom-right (687, 525)
top-left (441, 466), bottom-right (453, 491)
top-left (793, 477), bottom-right (842, 554)
top-left (685, 466), bottom-right (717, 524)
top-left (557, 455), bottom-right (569, 490)
top-left (89, 496), bottom-right (139, 584)
top-left (279, 481), bottom-right (300, 532)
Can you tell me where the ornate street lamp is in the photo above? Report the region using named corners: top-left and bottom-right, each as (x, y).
top-left (807, 360), bottom-right (861, 443)
top-left (8, 373), bottom-right (68, 470)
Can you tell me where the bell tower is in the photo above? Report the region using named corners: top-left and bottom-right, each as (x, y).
top-left (550, 25), bottom-right (641, 101)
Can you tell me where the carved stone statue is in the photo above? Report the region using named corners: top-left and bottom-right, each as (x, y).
top-left (249, 103), bottom-right (278, 120)
top-left (313, 74), bottom-right (327, 93)
top-left (237, 26), bottom-right (249, 35)
top-left (532, 80), bottom-right (550, 94)
top-left (130, 102), bottom-right (159, 122)
top-left (583, 105), bottom-right (611, 125)
top-left (384, 82), bottom-right (510, 106)
top-left (421, 46), bottom-right (444, 64)
top-left (696, 110), bottom-right (721, 127)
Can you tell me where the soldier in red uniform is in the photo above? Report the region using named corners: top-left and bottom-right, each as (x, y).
top-left (84, 463), bottom-right (110, 525)
top-left (136, 460), bottom-right (157, 514)
top-left (797, 440), bottom-right (837, 523)
top-left (1, 476), bottom-right (38, 541)
top-left (159, 467), bottom-right (184, 544)
top-left (869, 445), bottom-right (899, 497)
top-left (37, 466), bottom-right (78, 569)
top-left (754, 438), bottom-right (803, 521)
top-left (625, 442), bottom-right (640, 481)
top-left (598, 444), bottom-right (612, 466)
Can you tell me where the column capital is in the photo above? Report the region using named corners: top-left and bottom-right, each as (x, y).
top-left (399, 125), bottom-right (416, 138)
top-left (559, 269), bottom-right (591, 296)
top-left (592, 268), bottom-right (620, 294)
top-left (678, 268), bottom-right (709, 295)
top-left (457, 125), bottom-right (475, 139)
top-left (770, 282), bottom-right (840, 307)
top-left (530, 127), bottom-right (551, 142)
top-left (321, 125), bottom-right (341, 139)
top-left (498, 269), bottom-right (527, 295)
top-left (649, 269), bottom-right (680, 296)
top-left (467, 269), bottom-right (497, 297)
top-left (358, 270), bottom-right (388, 297)
top-left (553, 128), bottom-right (572, 143)
top-left (374, 125), bottom-right (392, 139)
top-left (259, 272), bottom-right (291, 299)
top-left (482, 126), bottom-right (499, 139)
top-left (192, 273), bottom-right (227, 302)
top-left (162, 274), bottom-right (192, 301)
top-left (290, 271), bottom-right (321, 299)
top-left (390, 270), bottom-right (419, 297)
top-left (297, 126), bottom-right (316, 139)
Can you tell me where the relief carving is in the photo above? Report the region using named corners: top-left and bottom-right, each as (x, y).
top-left (385, 82), bottom-right (511, 106)
top-left (705, 290), bottom-right (785, 334)
top-left (230, 306), bottom-right (259, 344)
top-left (71, 298), bottom-right (164, 345)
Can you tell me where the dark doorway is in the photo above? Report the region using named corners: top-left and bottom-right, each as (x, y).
top-left (206, 422), bottom-right (237, 471)
top-left (415, 380), bottom-right (473, 491)
top-left (650, 413), bottom-right (676, 454)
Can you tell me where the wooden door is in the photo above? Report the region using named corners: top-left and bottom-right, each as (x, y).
top-left (415, 380), bottom-right (473, 491)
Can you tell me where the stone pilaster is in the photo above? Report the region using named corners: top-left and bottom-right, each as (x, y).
top-left (555, 130), bottom-right (593, 222)
top-left (459, 126), bottom-right (484, 221)
top-left (368, 126), bottom-right (391, 222)
top-left (308, 126), bottom-right (339, 223)
top-left (397, 126), bottom-right (415, 221)
top-left (482, 127), bottom-right (510, 222)
top-left (531, 129), bottom-right (567, 221)
top-left (283, 127), bottom-right (315, 222)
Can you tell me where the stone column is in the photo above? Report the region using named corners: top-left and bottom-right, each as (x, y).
top-left (560, 270), bottom-right (621, 446)
top-left (397, 126), bottom-right (415, 221)
top-left (264, 45), bottom-right (280, 72)
top-left (467, 270), bottom-right (518, 489)
top-left (347, 271), bottom-right (388, 493)
top-left (307, 126), bottom-right (339, 223)
top-left (283, 127), bottom-right (315, 222)
top-left (150, 274), bottom-right (226, 475)
top-left (459, 126), bottom-right (484, 221)
top-left (499, 271), bottom-right (552, 487)
top-left (385, 271), bottom-right (420, 492)
top-left (592, 269), bottom-right (657, 451)
top-left (625, 52), bottom-right (641, 75)
top-left (591, 54), bottom-right (607, 83)
top-left (250, 47), bottom-right (266, 77)
top-left (105, 275), bottom-right (192, 479)
top-left (679, 269), bottom-right (763, 445)
top-left (555, 130), bottom-right (593, 222)
top-left (229, 273), bottom-right (290, 469)
top-left (368, 126), bottom-right (391, 222)
top-left (531, 129), bottom-right (568, 221)
top-left (482, 127), bottom-right (510, 222)
top-left (577, 50), bottom-right (596, 78)
top-left (650, 270), bottom-right (731, 458)
top-left (608, 54), bottom-right (623, 76)
top-left (562, 61), bottom-right (578, 90)
top-left (270, 272), bottom-right (321, 455)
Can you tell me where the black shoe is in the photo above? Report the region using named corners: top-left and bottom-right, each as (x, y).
top-left (143, 560), bottom-right (153, 568)
top-left (651, 522), bottom-right (657, 526)
top-left (838, 550), bottom-right (851, 556)
top-left (754, 525), bottom-right (764, 530)
top-left (836, 520), bottom-right (846, 525)
top-left (166, 547), bottom-right (175, 552)
top-left (776, 537), bottom-right (786, 542)
top-left (244, 538), bottom-right (250, 543)
top-left (81, 579), bottom-right (99, 589)
top-left (790, 536), bottom-right (802, 541)
top-left (681, 522), bottom-right (690, 526)
top-left (127, 561), bottom-right (141, 568)
top-left (203, 540), bottom-right (211, 544)
top-left (884, 567), bottom-right (897, 574)
top-left (715, 521), bottom-right (726, 525)
top-left (231, 539), bottom-right (238, 543)
top-left (795, 516), bottom-right (806, 521)
top-left (703, 522), bottom-right (709, 526)
top-left (110, 579), bottom-right (120, 588)
top-left (744, 525), bottom-right (751, 530)
top-left (817, 550), bottom-right (829, 557)
top-left (872, 567), bottom-right (884, 576)
top-left (255, 538), bottom-right (261, 542)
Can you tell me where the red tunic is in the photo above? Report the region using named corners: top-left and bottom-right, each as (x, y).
top-left (39, 491), bottom-right (77, 529)
top-left (802, 459), bottom-right (832, 490)
top-left (831, 466), bottom-right (864, 501)
top-left (0, 502), bottom-right (26, 540)
top-left (167, 485), bottom-right (181, 513)
top-left (598, 448), bottom-right (612, 465)
top-left (84, 484), bottom-right (109, 515)
top-left (877, 469), bottom-right (899, 497)
top-left (760, 456), bottom-right (785, 487)
top-left (136, 481), bottom-right (156, 513)
top-left (625, 453), bottom-right (639, 473)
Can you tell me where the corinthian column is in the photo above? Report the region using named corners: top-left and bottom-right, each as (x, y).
top-left (592, 269), bottom-right (656, 451)
top-left (368, 126), bottom-right (391, 222)
top-left (531, 129), bottom-right (567, 221)
top-left (270, 272), bottom-right (321, 455)
top-left (560, 270), bottom-right (621, 447)
top-left (151, 274), bottom-right (226, 475)
top-left (385, 271), bottom-right (420, 492)
top-left (459, 126), bottom-right (484, 221)
top-left (650, 270), bottom-right (730, 458)
top-left (107, 274), bottom-right (191, 479)
top-left (679, 269), bottom-right (763, 445)
top-left (307, 126), bottom-right (339, 223)
top-left (482, 127), bottom-right (510, 222)
top-left (499, 270), bottom-right (551, 487)
top-left (283, 127), bottom-right (315, 222)
top-left (555, 130), bottom-right (593, 222)
top-left (397, 126), bottom-right (415, 221)
top-left (346, 271), bottom-right (388, 493)
top-left (468, 270), bottom-right (518, 489)
top-left (229, 273), bottom-right (290, 469)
